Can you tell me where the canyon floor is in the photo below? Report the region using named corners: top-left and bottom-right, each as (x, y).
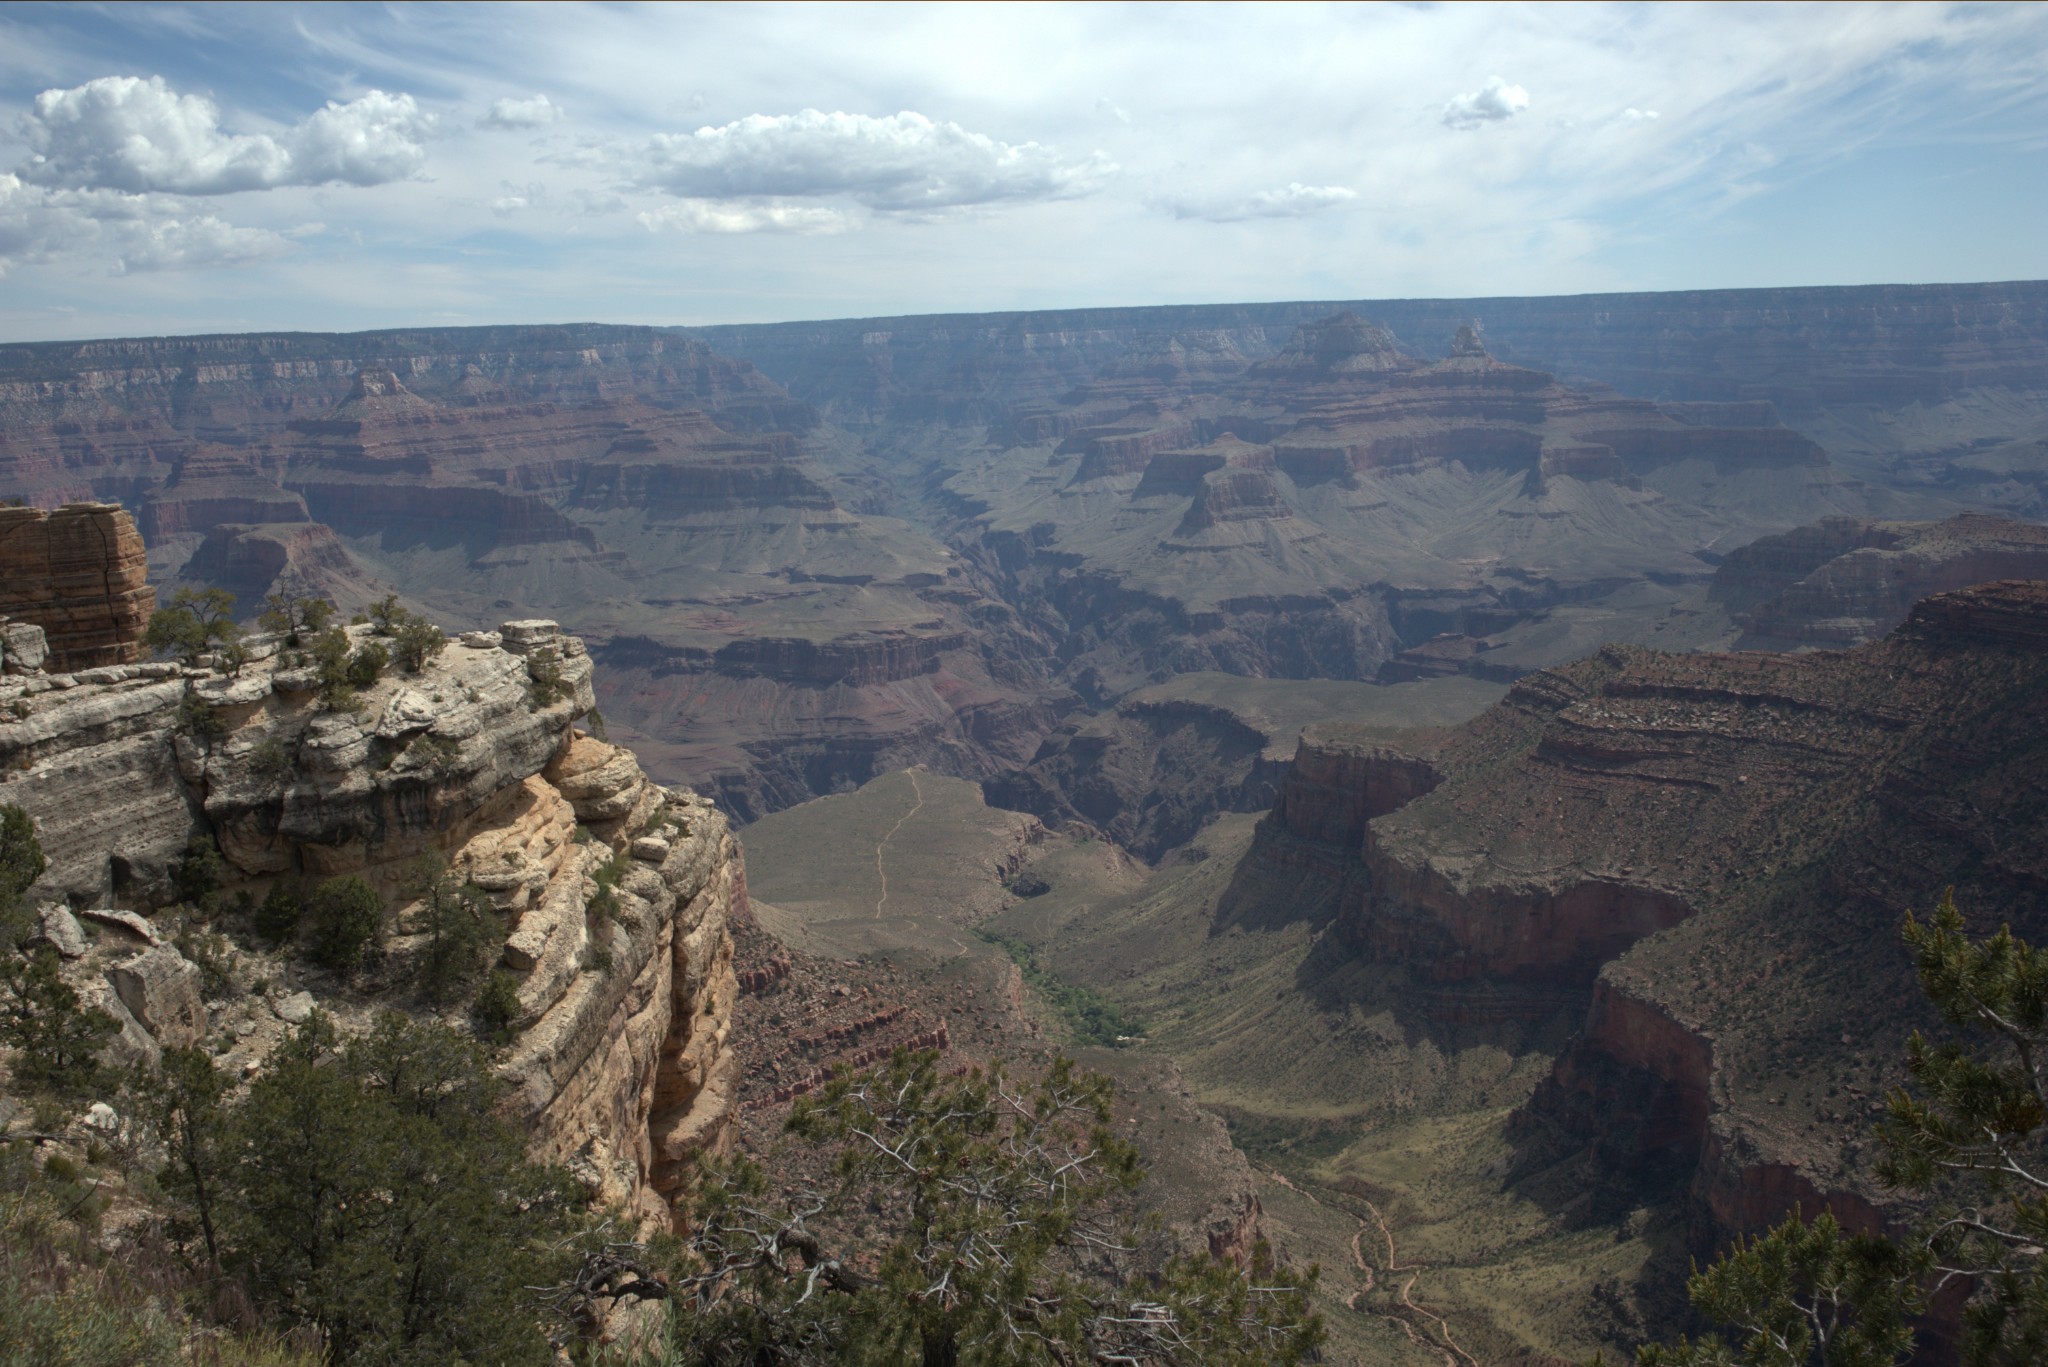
top-left (728, 643), bottom-right (1662, 1366)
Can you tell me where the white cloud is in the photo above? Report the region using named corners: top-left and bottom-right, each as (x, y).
top-left (0, 173), bottom-right (290, 275)
top-left (1096, 97), bottom-right (1132, 125)
top-left (1623, 108), bottom-right (1661, 122)
top-left (481, 94), bottom-right (564, 129)
top-left (1161, 182), bottom-right (1357, 223)
top-left (629, 109), bottom-right (1114, 212)
top-left (17, 76), bottom-right (431, 194)
top-left (637, 199), bottom-right (854, 235)
top-left (1441, 76), bottom-right (1530, 129)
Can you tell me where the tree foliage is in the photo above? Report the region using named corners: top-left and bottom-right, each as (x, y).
top-left (0, 946), bottom-right (117, 1094)
top-left (409, 860), bottom-right (500, 1003)
top-left (642, 1049), bottom-right (1322, 1366)
top-left (144, 586), bottom-right (241, 667)
top-left (258, 593), bottom-right (335, 646)
top-left (0, 802), bottom-right (46, 947)
top-left (306, 874), bottom-right (383, 973)
top-left (135, 1012), bottom-right (585, 1365)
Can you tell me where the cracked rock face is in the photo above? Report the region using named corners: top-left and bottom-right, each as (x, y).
top-left (106, 946), bottom-right (207, 1049)
top-left (0, 612), bottom-right (741, 1228)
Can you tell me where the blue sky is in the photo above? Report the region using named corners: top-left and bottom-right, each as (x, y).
top-left (1, 1), bottom-right (2044, 343)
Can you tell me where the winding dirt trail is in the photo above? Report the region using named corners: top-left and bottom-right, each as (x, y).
top-left (1261, 1167), bottom-right (1478, 1367)
top-left (872, 769), bottom-right (926, 918)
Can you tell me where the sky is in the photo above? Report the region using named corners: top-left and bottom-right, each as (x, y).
top-left (1, 1), bottom-right (2045, 343)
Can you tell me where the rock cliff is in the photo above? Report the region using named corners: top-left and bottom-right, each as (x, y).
top-left (0, 503), bottom-right (155, 671)
top-left (1243, 581), bottom-right (2048, 1255)
top-left (0, 598), bottom-right (742, 1227)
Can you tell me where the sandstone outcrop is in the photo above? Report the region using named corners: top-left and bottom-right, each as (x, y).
top-left (0, 503), bottom-right (154, 671)
top-left (0, 603), bottom-right (742, 1227)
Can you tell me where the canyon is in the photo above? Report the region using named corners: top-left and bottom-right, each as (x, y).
top-left (7, 280), bottom-right (2046, 828)
top-left (5, 279), bottom-right (2048, 1361)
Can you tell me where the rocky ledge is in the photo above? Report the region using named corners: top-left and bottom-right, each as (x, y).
top-left (0, 614), bottom-right (741, 1227)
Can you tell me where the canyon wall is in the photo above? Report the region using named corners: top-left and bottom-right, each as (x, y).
top-left (0, 554), bottom-right (742, 1225)
top-left (1221, 583), bottom-right (2048, 1263)
top-left (693, 280), bottom-right (2048, 426)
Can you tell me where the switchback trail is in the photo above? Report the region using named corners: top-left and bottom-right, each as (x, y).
top-left (872, 769), bottom-right (926, 918)
top-left (1260, 1167), bottom-right (1478, 1367)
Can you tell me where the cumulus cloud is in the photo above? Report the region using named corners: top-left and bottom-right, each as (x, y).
top-left (628, 109), bottom-right (1113, 212)
top-left (1441, 76), bottom-right (1530, 130)
top-left (1158, 182), bottom-right (1357, 223)
top-left (0, 173), bottom-right (291, 275)
top-left (637, 199), bottom-right (854, 235)
top-left (482, 94), bottom-right (564, 129)
top-left (17, 76), bottom-right (431, 194)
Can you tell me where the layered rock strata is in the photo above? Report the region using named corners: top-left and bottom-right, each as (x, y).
top-left (944, 314), bottom-right (1867, 706)
top-left (0, 503), bottom-right (155, 671)
top-left (1711, 512), bottom-right (2048, 648)
top-left (1247, 581), bottom-right (2048, 1255)
top-left (0, 612), bottom-right (741, 1226)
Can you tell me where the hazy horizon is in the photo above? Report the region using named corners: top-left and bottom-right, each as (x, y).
top-left (3, 1), bottom-right (2046, 344)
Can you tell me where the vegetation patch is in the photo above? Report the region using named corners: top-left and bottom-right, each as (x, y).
top-left (977, 929), bottom-right (1145, 1047)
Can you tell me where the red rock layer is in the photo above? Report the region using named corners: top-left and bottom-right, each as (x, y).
top-left (0, 503), bottom-right (154, 670)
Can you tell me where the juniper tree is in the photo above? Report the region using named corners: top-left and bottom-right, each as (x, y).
top-left (144, 586), bottom-right (241, 666)
top-left (258, 592), bottom-right (336, 646)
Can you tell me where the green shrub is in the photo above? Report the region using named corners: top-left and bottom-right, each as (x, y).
top-left (172, 834), bottom-right (227, 915)
top-left (247, 738), bottom-right (295, 784)
top-left (0, 946), bottom-right (117, 1095)
top-left (176, 694), bottom-right (225, 740)
top-left (305, 875), bottom-right (382, 973)
top-left (473, 969), bottom-right (522, 1043)
top-left (254, 883), bottom-right (301, 946)
top-left (526, 646), bottom-right (565, 708)
top-left (345, 639), bottom-right (389, 688)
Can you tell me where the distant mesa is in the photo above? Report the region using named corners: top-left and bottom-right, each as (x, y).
top-left (1712, 512), bottom-right (2048, 649)
top-left (1251, 310), bottom-right (1416, 376)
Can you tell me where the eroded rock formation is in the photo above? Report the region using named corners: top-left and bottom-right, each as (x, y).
top-left (0, 609), bottom-right (741, 1226)
top-left (1241, 580), bottom-right (2048, 1256)
top-left (0, 503), bottom-right (154, 671)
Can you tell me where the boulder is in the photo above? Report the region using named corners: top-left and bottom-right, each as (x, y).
top-left (375, 687), bottom-right (438, 738)
top-left (497, 620), bottom-right (561, 656)
top-left (545, 735), bottom-right (647, 822)
top-left (193, 674), bottom-right (272, 707)
top-left (1, 620), bottom-right (48, 674)
top-left (77, 907), bottom-right (159, 946)
top-left (32, 903), bottom-right (87, 958)
top-left (272, 990), bottom-right (316, 1024)
top-left (106, 946), bottom-right (207, 1048)
top-left (86, 981), bottom-right (161, 1070)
